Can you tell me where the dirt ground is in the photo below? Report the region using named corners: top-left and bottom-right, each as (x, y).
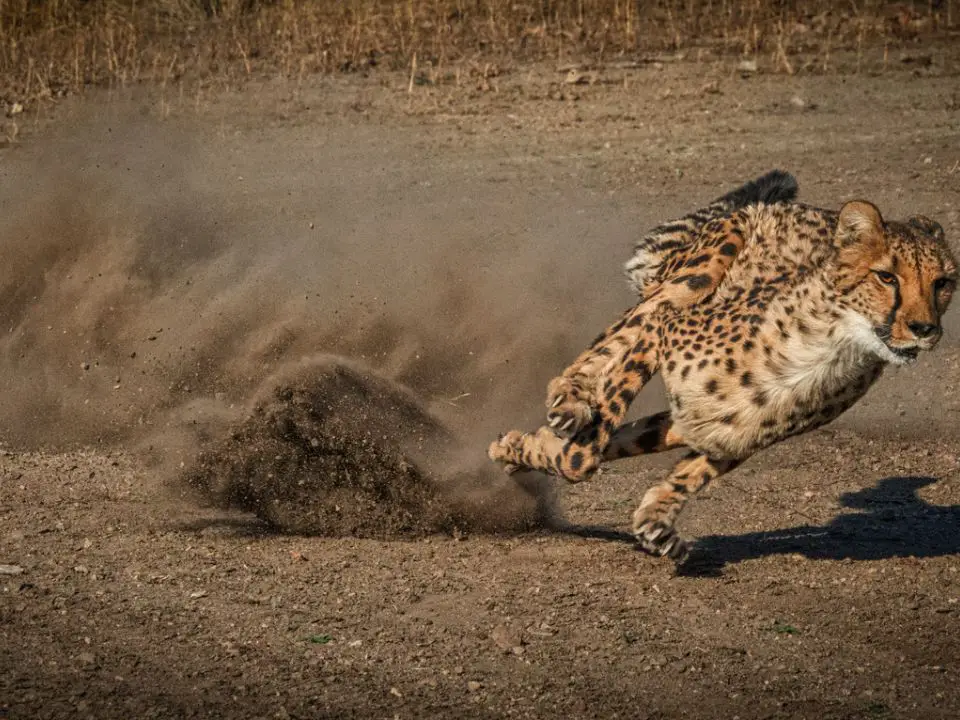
top-left (3, 42), bottom-right (960, 719)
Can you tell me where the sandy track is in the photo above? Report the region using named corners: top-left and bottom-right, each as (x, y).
top-left (3, 48), bottom-right (960, 718)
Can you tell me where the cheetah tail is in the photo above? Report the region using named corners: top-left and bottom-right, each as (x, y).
top-left (625, 170), bottom-right (798, 297)
top-left (716, 169), bottom-right (798, 210)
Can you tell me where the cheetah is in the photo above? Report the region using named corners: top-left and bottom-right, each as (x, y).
top-left (488, 171), bottom-right (957, 561)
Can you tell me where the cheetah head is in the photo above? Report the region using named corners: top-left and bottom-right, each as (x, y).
top-left (834, 200), bottom-right (957, 365)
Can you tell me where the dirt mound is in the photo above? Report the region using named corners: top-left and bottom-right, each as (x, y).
top-left (184, 358), bottom-right (456, 537)
top-left (183, 358), bottom-right (555, 537)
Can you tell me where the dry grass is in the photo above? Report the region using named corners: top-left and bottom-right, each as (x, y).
top-left (0, 0), bottom-right (955, 113)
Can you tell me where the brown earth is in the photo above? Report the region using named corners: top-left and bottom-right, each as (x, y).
top-left (3, 43), bottom-right (960, 719)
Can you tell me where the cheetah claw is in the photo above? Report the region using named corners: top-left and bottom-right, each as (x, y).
top-left (634, 520), bottom-right (690, 562)
top-left (544, 379), bottom-right (595, 439)
top-left (487, 430), bottom-right (529, 475)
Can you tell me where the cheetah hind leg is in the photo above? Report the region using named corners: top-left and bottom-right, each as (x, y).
top-left (490, 370), bottom-right (661, 487)
top-left (545, 375), bottom-right (597, 439)
top-left (633, 453), bottom-right (740, 560)
top-left (543, 304), bottom-right (650, 439)
top-left (544, 212), bottom-right (756, 440)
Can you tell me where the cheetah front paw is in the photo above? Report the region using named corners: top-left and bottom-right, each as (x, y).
top-left (633, 519), bottom-right (690, 561)
top-left (545, 376), bottom-right (596, 438)
top-left (487, 430), bottom-right (528, 475)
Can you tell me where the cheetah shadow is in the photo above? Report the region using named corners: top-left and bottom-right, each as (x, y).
top-left (563, 476), bottom-right (960, 576)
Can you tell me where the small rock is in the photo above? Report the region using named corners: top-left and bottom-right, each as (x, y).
top-left (81, 362), bottom-right (90, 371)
top-left (900, 53), bottom-right (933, 67)
top-left (700, 80), bottom-right (721, 95)
top-left (0, 564), bottom-right (24, 575)
top-left (467, 680), bottom-right (483, 693)
top-left (789, 95), bottom-right (806, 109)
top-left (650, 654), bottom-right (669, 668)
top-left (564, 69), bottom-right (599, 85)
top-left (490, 624), bottom-right (524, 652)
top-left (389, 687), bottom-right (403, 698)
top-left (737, 59), bottom-right (758, 75)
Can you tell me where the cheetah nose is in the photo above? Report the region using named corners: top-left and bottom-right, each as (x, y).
top-left (908, 321), bottom-right (940, 339)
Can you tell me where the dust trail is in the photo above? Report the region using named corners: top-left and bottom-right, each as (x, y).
top-left (0, 114), bottom-right (636, 534)
top-left (183, 357), bottom-right (556, 535)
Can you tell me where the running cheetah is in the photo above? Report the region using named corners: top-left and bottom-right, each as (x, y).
top-left (489, 171), bottom-right (957, 560)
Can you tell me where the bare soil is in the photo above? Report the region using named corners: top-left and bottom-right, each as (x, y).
top-left (3, 45), bottom-right (960, 718)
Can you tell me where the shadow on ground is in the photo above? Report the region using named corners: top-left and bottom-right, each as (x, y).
top-left (563, 476), bottom-right (960, 576)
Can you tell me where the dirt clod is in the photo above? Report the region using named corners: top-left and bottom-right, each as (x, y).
top-left (184, 358), bottom-right (458, 538)
top-left (490, 624), bottom-right (524, 652)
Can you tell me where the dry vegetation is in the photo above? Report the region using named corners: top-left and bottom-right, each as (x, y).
top-left (0, 0), bottom-right (956, 115)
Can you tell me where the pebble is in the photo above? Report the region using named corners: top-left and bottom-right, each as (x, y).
top-left (0, 564), bottom-right (24, 575)
top-left (490, 624), bottom-right (523, 653)
top-left (466, 680), bottom-right (483, 693)
top-left (700, 80), bottom-right (721, 95)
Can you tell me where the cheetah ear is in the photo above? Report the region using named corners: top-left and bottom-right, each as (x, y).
top-left (837, 200), bottom-right (884, 247)
top-left (907, 215), bottom-right (946, 241)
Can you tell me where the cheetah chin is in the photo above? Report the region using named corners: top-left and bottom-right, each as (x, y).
top-left (846, 311), bottom-right (924, 366)
top-left (886, 344), bottom-right (920, 364)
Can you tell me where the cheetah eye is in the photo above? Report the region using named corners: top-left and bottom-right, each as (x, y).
top-left (934, 277), bottom-right (956, 293)
top-left (873, 270), bottom-right (898, 286)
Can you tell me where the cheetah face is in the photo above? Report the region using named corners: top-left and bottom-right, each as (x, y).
top-left (835, 201), bottom-right (957, 365)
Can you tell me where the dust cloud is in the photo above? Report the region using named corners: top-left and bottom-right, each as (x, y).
top-left (0, 114), bottom-right (638, 535)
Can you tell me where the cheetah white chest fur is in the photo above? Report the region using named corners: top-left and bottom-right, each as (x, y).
top-left (670, 310), bottom-right (885, 458)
